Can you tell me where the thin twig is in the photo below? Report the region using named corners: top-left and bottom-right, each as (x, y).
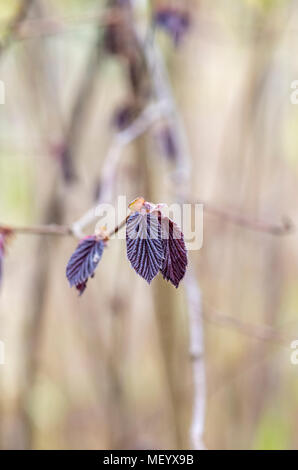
top-left (0, 217), bottom-right (128, 240)
top-left (143, 25), bottom-right (207, 450)
top-left (71, 101), bottom-right (168, 237)
top-left (1, 199), bottom-right (292, 240)
top-left (184, 270), bottom-right (206, 450)
top-left (106, 216), bottom-right (128, 238)
top-left (203, 304), bottom-right (296, 347)
top-left (200, 201), bottom-right (294, 236)
top-left (0, 223), bottom-right (73, 237)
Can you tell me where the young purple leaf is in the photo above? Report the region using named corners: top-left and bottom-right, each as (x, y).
top-left (160, 217), bottom-right (188, 288)
top-left (66, 236), bottom-right (105, 295)
top-left (126, 212), bottom-right (164, 284)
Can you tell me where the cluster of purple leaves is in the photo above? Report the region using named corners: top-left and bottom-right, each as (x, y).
top-left (66, 207), bottom-right (187, 294)
top-left (154, 7), bottom-right (191, 46)
top-left (66, 236), bottom-right (105, 295)
top-left (126, 211), bottom-right (187, 288)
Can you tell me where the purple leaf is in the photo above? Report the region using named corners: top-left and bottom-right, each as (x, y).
top-left (160, 217), bottom-right (187, 288)
top-left (154, 8), bottom-right (190, 46)
top-left (66, 236), bottom-right (104, 295)
top-left (126, 212), bottom-right (164, 283)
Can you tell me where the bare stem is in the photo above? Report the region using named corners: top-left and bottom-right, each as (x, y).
top-left (142, 19), bottom-right (207, 449)
top-left (71, 101), bottom-right (168, 237)
top-left (0, 223), bottom-right (73, 237)
top-left (0, 199), bottom-right (292, 241)
top-left (203, 304), bottom-right (295, 346)
top-left (0, 216), bottom-right (129, 240)
top-left (201, 201), bottom-right (293, 236)
top-left (184, 269), bottom-right (206, 450)
top-left (106, 216), bottom-right (129, 239)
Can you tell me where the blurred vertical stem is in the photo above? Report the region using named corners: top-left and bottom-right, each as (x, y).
top-left (127, 1), bottom-right (191, 448)
top-left (184, 269), bottom-right (206, 450)
top-left (139, 137), bottom-right (188, 448)
top-left (14, 1), bottom-right (66, 445)
top-left (140, 4), bottom-right (207, 448)
top-left (11, 0), bottom-right (107, 449)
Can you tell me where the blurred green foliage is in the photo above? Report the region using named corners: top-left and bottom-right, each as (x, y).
top-left (253, 406), bottom-right (290, 449)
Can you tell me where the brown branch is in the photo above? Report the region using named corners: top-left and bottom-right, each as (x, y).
top-left (203, 304), bottom-right (296, 346)
top-left (71, 101), bottom-right (167, 237)
top-left (2, 202), bottom-right (291, 241)
top-left (0, 217), bottom-right (128, 239)
top-left (106, 216), bottom-right (128, 238)
top-left (0, 223), bottom-right (72, 237)
top-left (1, 198), bottom-right (293, 240)
top-left (200, 201), bottom-right (294, 236)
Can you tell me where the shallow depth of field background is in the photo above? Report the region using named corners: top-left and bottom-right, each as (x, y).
top-left (0, 0), bottom-right (298, 450)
